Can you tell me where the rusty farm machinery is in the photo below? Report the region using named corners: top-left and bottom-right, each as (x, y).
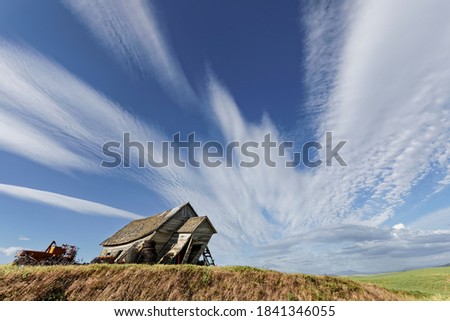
top-left (13, 240), bottom-right (78, 266)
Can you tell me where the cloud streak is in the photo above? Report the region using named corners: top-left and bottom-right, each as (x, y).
top-left (0, 39), bottom-right (166, 174)
top-left (298, 0), bottom-right (450, 226)
top-left (0, 183), bottom-right (144, 220)
top-left (63, 0), bottom-right (197, 106)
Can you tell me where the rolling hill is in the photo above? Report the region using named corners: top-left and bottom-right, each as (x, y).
top-left (0, 264), bottom-right (411, 301)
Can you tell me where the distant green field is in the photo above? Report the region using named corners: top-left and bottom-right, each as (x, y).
top-left (349, 266), bottom-right (450, 300)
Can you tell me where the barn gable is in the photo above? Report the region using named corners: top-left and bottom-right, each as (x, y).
top-left (157, 216), bottom-right (217, 264)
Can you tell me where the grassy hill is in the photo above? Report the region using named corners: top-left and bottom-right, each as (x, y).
top-left (349, 266), bottom-right (450, 300)
top-left (0, 264), bottom-right (411, 301)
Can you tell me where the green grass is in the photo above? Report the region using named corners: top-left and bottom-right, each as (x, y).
top-left (349, 266), bottom-right (450, 300)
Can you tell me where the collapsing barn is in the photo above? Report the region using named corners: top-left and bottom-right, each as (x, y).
top-left (96, 203), bottom-right (217, 265)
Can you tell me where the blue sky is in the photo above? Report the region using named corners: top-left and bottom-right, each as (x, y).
top-left (0, 0), bottom-right (450, 274)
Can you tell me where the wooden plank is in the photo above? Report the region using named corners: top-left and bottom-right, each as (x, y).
top-left (158, 234), bottom-right (191, 264)
top-left (181, 236), bottom-right (194, 264)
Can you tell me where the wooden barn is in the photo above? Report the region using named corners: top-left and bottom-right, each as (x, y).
top-left (97, 203), bottom-right (217, 265)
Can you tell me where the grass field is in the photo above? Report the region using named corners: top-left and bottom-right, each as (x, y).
top-left (0, 264), bottom-right (411, 301)
top-left (349, 266), bottom-right (450, 300)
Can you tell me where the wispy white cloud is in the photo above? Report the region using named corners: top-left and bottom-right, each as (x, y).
top-left (18, 236), bottom-right (30, 241)
top-left (300, 1), bottom-right (354, 125)
top-left (0, 39), bottom-right (165, 173)
top-left (0, 108), bottom-right (88, 171)
top-left (297, 0), bottom-right (450, 226)
top-left (0, 183), bottom-right (144, 220)
top-left (0, 39), bottom-right (195, 222)
top-left (0, 247), bottom-right (22, 256)
top-left (63, 0), bottom-right (197, 106)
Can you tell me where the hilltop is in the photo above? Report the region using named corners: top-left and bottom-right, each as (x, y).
top-left (0, 264), bottom-right (411, 301)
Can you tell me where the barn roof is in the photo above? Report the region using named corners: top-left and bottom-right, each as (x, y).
top-left (101, 203), bottom-right (198, 246)
top-left (177, 216), bottom-right (217, 234)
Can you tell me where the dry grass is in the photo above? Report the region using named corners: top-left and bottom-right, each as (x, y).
top-left (0, 264), bottom-right (411, 301)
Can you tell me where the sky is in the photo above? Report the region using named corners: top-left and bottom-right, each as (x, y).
top-left (0, 0), bottom-right (449, 274)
